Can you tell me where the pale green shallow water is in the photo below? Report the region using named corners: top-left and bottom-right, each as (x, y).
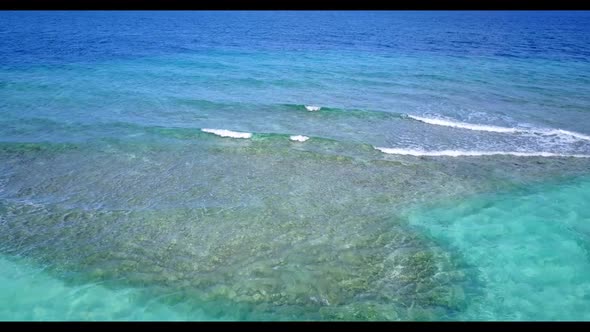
top-left (1, 136), bottom-right (590, 320)
top-left (404, 176), bottom-right (590, 320)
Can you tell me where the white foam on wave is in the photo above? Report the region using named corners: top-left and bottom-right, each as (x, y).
top-left (290, 135), bottom-right (310, 142)
top-left (201, 128), bottom-right (252, 139)
top-left (305, 105), bottom-right (321, 112)
top-left (408, 115), bottom-right (590, 142)
top-left (407, 115), bottom-right (518, 133)
top-left (374, 147), bottom-right (590, 158)
top-left (540, 129), bottom-right (590, 141)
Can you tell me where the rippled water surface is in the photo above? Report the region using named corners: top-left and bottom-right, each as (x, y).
top-left (1, 11), bottom-right (589, 320)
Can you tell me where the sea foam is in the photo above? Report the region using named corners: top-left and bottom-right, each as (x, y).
top-left (201, 128), bottom-right (252, 139)
top-left (408, 115), bottom-right (590, 141)
top-left (408, 115), bottom-right (518, 133)
top-left (374, 147), bottom-right (590, 158)
top-left (539, 129), bottom-right (590, 141)
top-left (305, 105), bottom-right (321, 112)
top-left (290, 135), bottom-right (310, 142)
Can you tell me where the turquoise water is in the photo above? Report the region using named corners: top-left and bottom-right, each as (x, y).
top-left (404, 176), bottom-right (590, 320)
top-left (1, 11), bottom-right (590, 320)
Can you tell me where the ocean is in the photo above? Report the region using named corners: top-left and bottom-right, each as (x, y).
top-left (1, 10), bottom-right (590, 320)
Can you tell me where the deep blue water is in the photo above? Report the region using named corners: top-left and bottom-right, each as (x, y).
top-left (2, 11), bottom-right (590, 67)
top-left (1, 11), bottom-right (590, 321)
